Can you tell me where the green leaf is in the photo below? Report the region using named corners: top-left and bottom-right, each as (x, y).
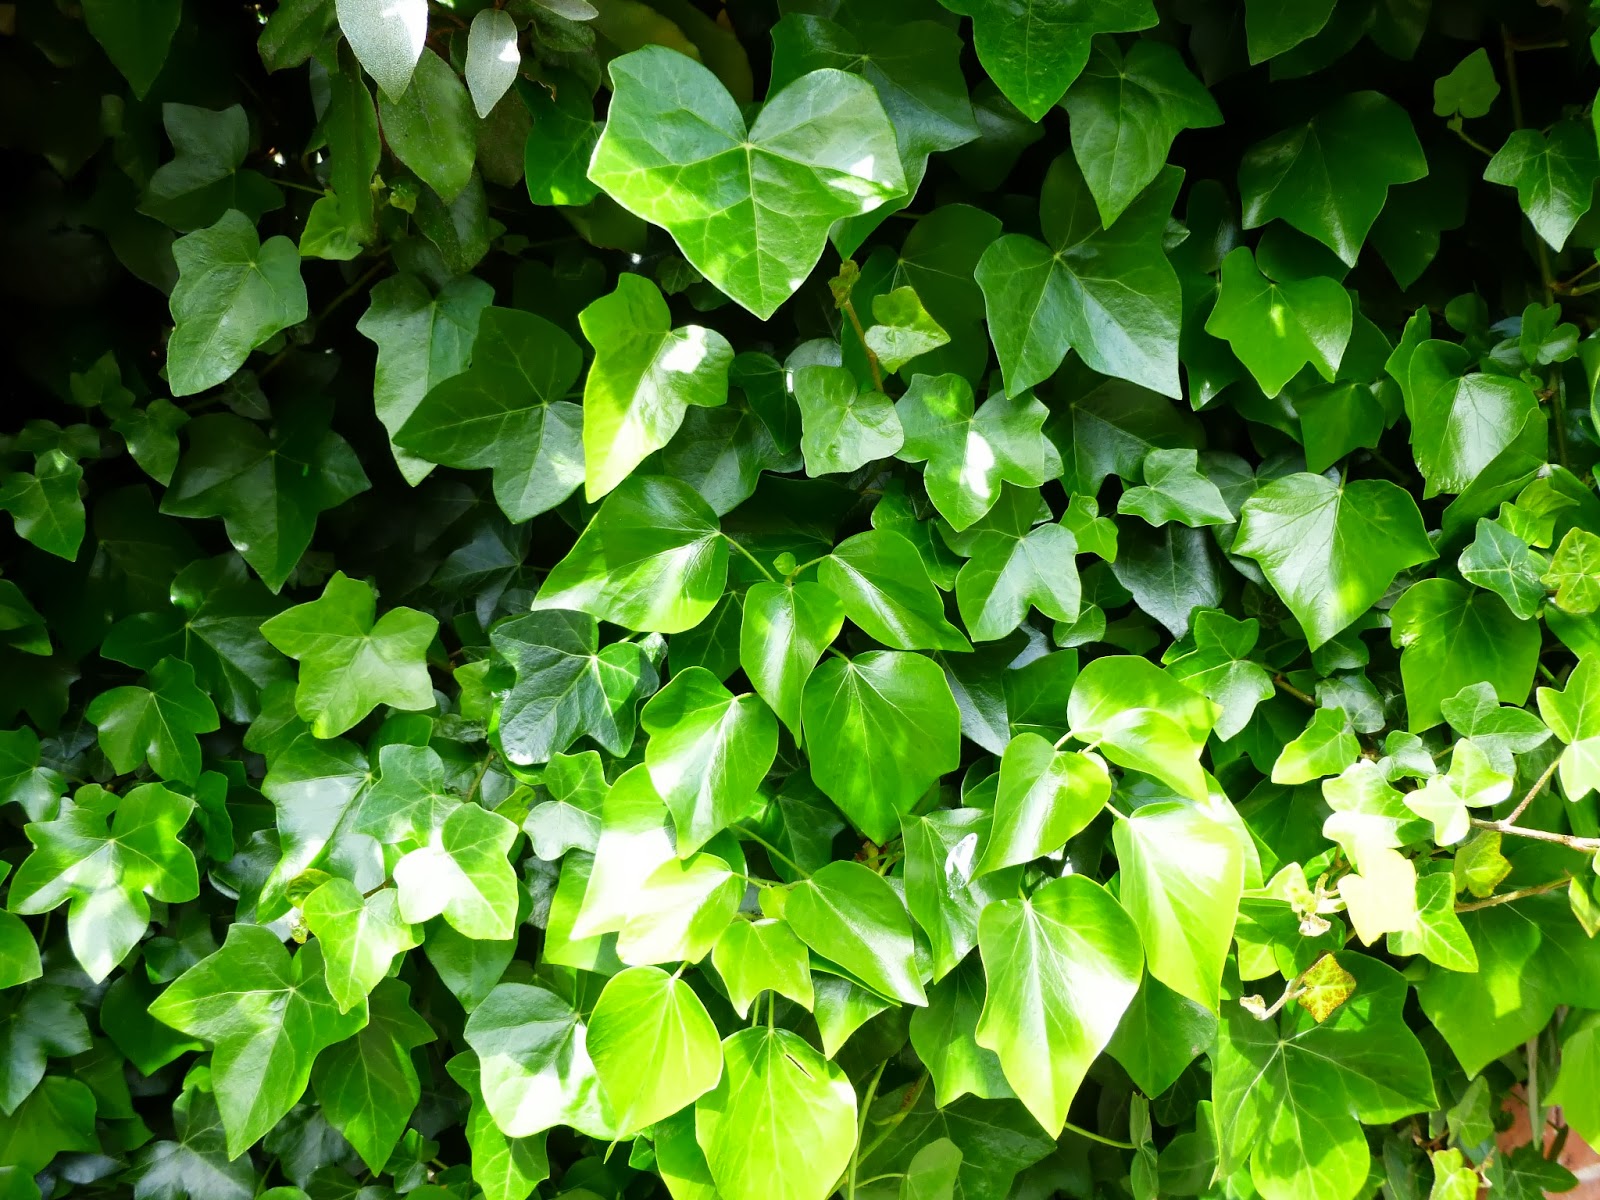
top-left (784, 860), bottom-right (926, 1004)
top-left (1164, 610), bottom-right (1275, 741)
top-left (261, 571), bottom-right (438, 738)
top-left (1403, 343), bottom-right (1544, 498)
top-left (853, 1089), bottom-right (1055, 1200)
top-left (818, 529), bottom-right (970, 652)
top-left (1271, 706), bottom-right (1359, 784)
top-left (82, 0), bottom-right (180, 96)
top-left (446, 1055), bottom-right (551, 1200)
top-left (1484, 121), bottom-right (1600, 251)
top-left (335, 0), bottom-right (426, 99)
top-left (616, 844), bottom-right (743, 967)
top-left (977, 157), bottom-right (1181, 399)
top-left (165, 210), bottom-right (307, 397)
top-left (149, 926), bottom-right (367, 1157)
top-left (395, 307), bottom-right (585, 523)
top-left (975, 734), bottom-right (1108, 877)
top-left (801, 650), bottom-right (961, 844)
top-left (1548, 1010), bottom-right (1600, 1146)
top-left (793, 364), bottom-right (905, 476)
top-left (1537, 655), bottom-right (1600, 800)
top-left (1204, 247), bottom-right (1352, 398)
top-left (1233, 473), bottom-right (1436, 650)
top-left (1387, 871), bottom-right (1477, 971)
top-left (894, 374), bottom-right (1053, 531)
top-left (909, 956), bottom-right (1013, 1105)
top-left (1112, 801), bottom-right (1245, 1010)
top-left (976, 875), bottom-right (1143, 1137)
top-left (1458, 518), bottom-right (1548, 620)
top-left (1239, 92), bottom-right (1426, 265)
top-left (463, 982), bottom-right (613, 1139)
top-left (349, 743), bottom-right (459, 848)
top-left (1390, 578), bottom-right (1540, 731)
top-left (0, 451), bottom-right (85, 561)
top-left (589, 46), bottom-right (905, 319)
top-left (378, 49), bottom-right (476, 202)
top-left (1060, 39), bottom-right (1220, 225)
top-left (258, 0), bottom-right (336, 73)
top-left (85, 657), bottom-right (219, 785)
top-left (580, 274), bottom-right (733, 500)
top-left (523, 75), bottom-right (600, 206)
top-left (1434, 48), bottom-right (1500, 118)
top-left (953, 486), bottom-right (1081, 642)
top-left (1106, 974), bottom-right (1217, 1097)
top-left (1067, 655), bottom-right (1219, 800)
top-left (128, 1085), bottom-right (254, 1200)
top-left (394, 802), bottom-right (520, 940)
top-left (466, 8), bottom-right (520, 118)
top-left (140, 104), bottom-right (284, 233)
top-left (739, 581), bottom-right (845, 742)
top-left (587, 965), bottom-right (722, 1133)
top-left (356, 273), bottom-right (493, 485)
top-left (901, 1138), bottom-right (963, 1200)
top-left (311, 978), bottom-right (434, 1172)
top-left (866, 289), bottom-right (952, 374)
top-left (302, 877), bottom-right (421, 1014)
top-left (0, 984), bottom-right (91, 1115)
top-left (712, 917), bottom-right (815, 1018)
top-left (162, 402), bottom-right (369, 592)
top-left (8, 783), bottom-right (198, 983)
top-left (902, 808), bottom-right (1019, 983)
top-left (1244, 0), bottom-right (1336, 62)
top-left (1118, 449), bottom-right (1234, 528)
top-left (951, 0), bottom-right (1157, 121)
top-left (642, 667), bottom-right (778, 855)
top-left (492, 610), bottom-right (653, 766)
top-left (1543, 527), bottom-right (1600, 614)
top-left (533, 476), bottom-right (729, 634)
top-left (695, 1027), bottom-right (856, 1200)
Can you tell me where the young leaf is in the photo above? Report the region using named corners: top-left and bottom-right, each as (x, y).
top-left (587, 966), bottom-right (722, 1133)
top-left (975, 734), bottom-right (1109, 877)
top-left (784, 860), bottom-right (926, 1005)
top-left (1067, 655), bottom-right (1219, 800)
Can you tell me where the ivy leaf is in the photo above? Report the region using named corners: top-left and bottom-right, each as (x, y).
top-left (1234, 474), bottom-right (1436, 649)
top-left (1067, 655), bottom-right (1219, 800)
top-left (161, 403), bottom-right (368, 592)
top-left (909, 957), bottom-right (1013, 1104)
top-left (492, 611), bottom-right (653, 768)
top-left (1543, 528), bottom-right (1600, 614)
top-left (794, 364), bottom-right (905, 476)
top-left (1439, 682), bottom-right (1552, 775)
top-left (1537, 655), bottom-right (1600, 800)
top-left (1403, 739), bottom-right (1510, 845)
top-left (977, 157), bottom-right (1182, 399)
top-left (82, 0), bottom-right (181, 96)
top-left (393, 802), bottom-right (521, 940)
top-left (446, 1055), bottom-right (551, 1200)
top-left (377, 49), bottom-right (476, 202)
top-left (533, 476), bottom-right (729, 635)
top-left (976, 875), bottom-right (1143, 1137)
top-left (894, 374), bottom-right (1053, 531)
top-left (311, 978), bottom-right (434, 1173)
top-left (140, 104), bottom-right (284, 233)
top-left (0, 451), bottom-right (85, 561)
top-left (86, 657), bottom-right (219, 785)
top-left (580, 274), bottom-right (733, 501)
top-left (1048, 373), bottom-right (1201, 496)
top-left (1458, 518), bottom-right (1548, 620)
top-left (1112, 802), bottom-right (1245, 1011)
top-left (302, 878), bottom-right (421, 1014)
top-left (589, 46), bottom-right (905, 319)
top-left (8, 782), bottom-right (199, 983)
top-left (902, 809), bottom-right (1020, 983)
top-left (853, 1089), bottom-right (1055, 1200)
top-left (1060, 39), bottom-right (1221, 226)
top-left (1403, 343), bottom-right (1544, 498)
top-left (1390, 579), bottom-right (1540, 731)
top-left (818, 530), bottom-right (970, 652)
top-left (260, 571), bottom-right (438, 738)
top-left (1244, 0), bottom-right (1337, 62)
top-left (335, 0), bottom-right (426, 99)
top-left (587, 965), bottom-right (722, 1133)
top-left (784, 860), bottom-right (926, 1004)
top-left (166, 210), bottom-right (307, 397)
top-left (0, 984), bottom-right (91, 1115)
top-left (356, 273), bottom-right (493, 485)
top-left (149, 926), bottom-right (368, 1157)
top-left (1204, 247), bottom-right (1352, 398)
top-left (641, 667), bottom-right (778, 855)
top-left (952, 486), bottom-right (1081, 642)
top-left (1163, 610), bottom-right (1275, 741)
top-left (739, 581), bottom-right (845, 743)
top-left (712, 917), bottom-right (815, 1018)
top-left (1118, 449), bottom-right (1234, 528)
top-left (801, 651), bottom-right (961, 844)
top-left (1434, 48), bottom-right (1500, 119)
top-left (395, 307), bottom-right (585, 523)
top-left (866, 288), bottom-right (952, 374)
top-left (1239, 92), bottom-right (1426, 265)
top-left (1484, 121), bottom-right (1600, 251)
top-left (947, 0), bottom-right (1157, 121)
top-left (349, 743), bottom-right (459, 849)
top-left (1106, 975), bottom-right (1217, 1097)
top-left (1387, 870), bottom-right (1477, 971)
top-left (1272, 706), bottom-right (1359, 784)
top-left (465, 9), bottom-right (520, 118)
top-left (694, 1027), bottom-right (856, 1200)
top-left (462, 983), bottom-right (612, 1139)
top-left (524, 750), bottom-right (609, 861)
top-left (975, 734), bottom-right (1108, 877)
top-left (127, 1084), bottom-right (255, 1200)
top-left (523, 75), bottom-right (600, 206)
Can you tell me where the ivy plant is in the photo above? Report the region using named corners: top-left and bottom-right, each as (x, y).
top-left (5, 2), bottom-right (1600, 1200)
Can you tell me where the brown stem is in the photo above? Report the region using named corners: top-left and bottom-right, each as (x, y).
top-left (1457, 876), bottom-right (1573, 912)
top-left (1502, 756), bottom-right (1561, 826)
top-left (840, 297), bottom-right (884, 393)
top-left (1469, 817), bottom-right (1600, 852)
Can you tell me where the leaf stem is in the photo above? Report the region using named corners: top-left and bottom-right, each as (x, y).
top-left (1527, 1032), bottom-right (1542, 1146)
top-left (1273, 675), bottom-right (1316, 706)
top-left (1468, 815), bottom-right (1600, 851)
top-left (732, 824), bottom-right (808, 877)
top-left (722, 534), bottom-right (777, 582)
top-left (1064, 1122), bottom-right (1138, 1150)
top-left (1502, 756), bottom-right (1561, 825)
top-left (838, 297), bottom-right (884, 393)
top-left (1456, 875), bottom-right (1573, 911)
top-left (847, 1061), bottom-right (888, 1200)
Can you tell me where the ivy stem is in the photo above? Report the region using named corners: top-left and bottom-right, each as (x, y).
top-left (1273, 675), bottom-right (1316, 706)
top-left (1064, 1122), bottom-right (1138, 1151)
top-left (1468, 816), bottom-right (1600, 852)
top-left (847, 1061), bottom-right (888, 1200)
top-left (787, 554), bottom-right (828, 582)
top-left (1527, 1033), bottom-right (1542, 1147)
top-left (1502, 28), bottom-right (1558, 307)
top-left (1456, 875), bottom-right (1573, 912)
top-left (1450, 124), bottom-right (1496, 157)
top-left (1502, 756), bottom-right (1561, 826)
top-left (732, 824), bottom-right (808, 877)
top-left (839, 297), bottom-right (885, 393)
top-left (722, 534), bottom-right (777, 582)
top-left (1243, 971), bottom-right (1308, 1021)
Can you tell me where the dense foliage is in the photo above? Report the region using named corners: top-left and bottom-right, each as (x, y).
top-left (8, 0), bottom-right (1600, 1198)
